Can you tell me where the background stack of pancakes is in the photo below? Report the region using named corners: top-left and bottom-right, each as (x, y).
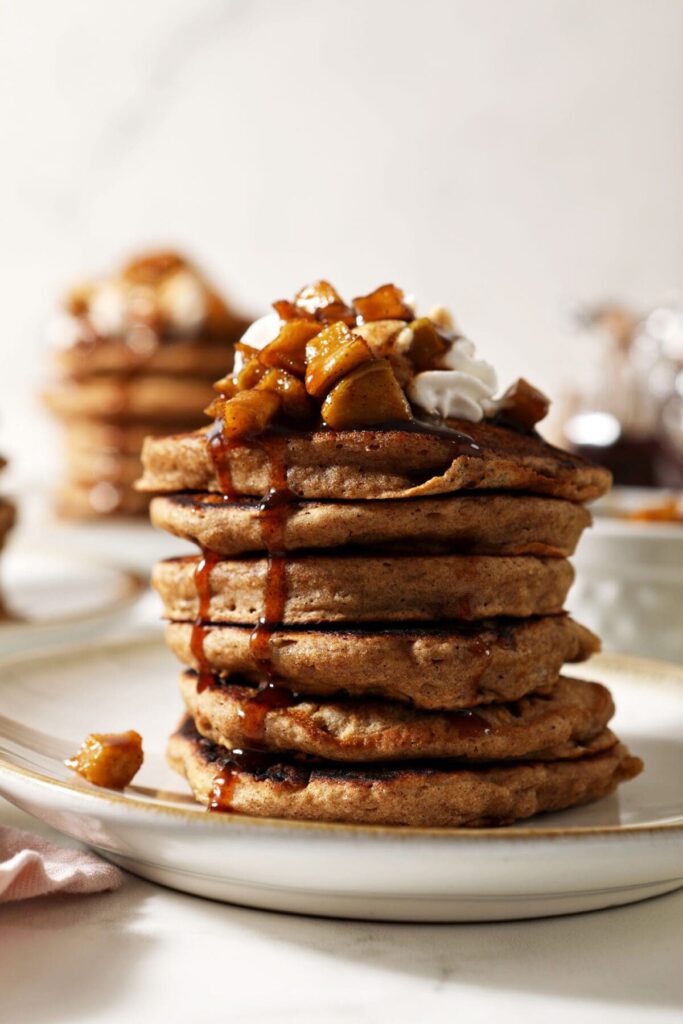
top-left (0, 454), bottom-right (15, 615)
top-left (0, 455), bottom-right (15, 551)
top-left (43, 251), bottom-right (247, 519)
top-left (139, 290), bottom-right (642, 827)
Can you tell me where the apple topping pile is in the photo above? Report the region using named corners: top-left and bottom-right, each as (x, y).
top-left (207, 281), bottom-right (549, 439)
top-left (62, 250), bottom-right (234, 344)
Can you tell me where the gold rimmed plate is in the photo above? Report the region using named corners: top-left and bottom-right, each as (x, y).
top-left (0, 547), bottom-right (144, 656)
top-left (0, 635), bottom-right (681, 921)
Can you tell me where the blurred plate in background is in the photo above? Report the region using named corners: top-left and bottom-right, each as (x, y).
top-left (0, 547), bottom-right (145, 656)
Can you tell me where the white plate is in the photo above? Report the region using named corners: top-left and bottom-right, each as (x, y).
top-left (0, 548), bottom-right (144, 656)
top-left (0, 636), bottom-right (681, 922)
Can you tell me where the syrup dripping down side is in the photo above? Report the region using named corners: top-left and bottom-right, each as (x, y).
top-left (248, 433), bottom-right (293, 682)
top-left (205, 426), bottom-right (296, 811)
top-left (207, 420), bottom-right (237, 499)
top-left (197, 419), bottom-right (240, 705)
top-left (191, 549), bottom-right (221, 694)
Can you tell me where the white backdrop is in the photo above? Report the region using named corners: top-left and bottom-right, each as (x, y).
top-left (1, 0), bottom-right (682, 482)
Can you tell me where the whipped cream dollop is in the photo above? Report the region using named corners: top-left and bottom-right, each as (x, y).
top-left (239, 312), bottom-right (282, 351)
top-left (233, 312), bottom-right (282, 373)
top-left (88, 282), bottom-right (129, 336)
top-left (158, 270), bottom-right (207, 332)
top-left (407, 334), bottom-right (498, 423)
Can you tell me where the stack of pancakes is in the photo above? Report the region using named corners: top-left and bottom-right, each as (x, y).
top-left (0, 454), bottom-right (16, 616)
top-left (0, 455), bottom-right (14, 552)
top-left (43, 251), bottom-right (247, 518)
top-left (140, 410), bottom-right (642, 827)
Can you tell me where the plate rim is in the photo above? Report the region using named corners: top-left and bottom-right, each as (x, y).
top-left (0, 546), bottom-right (145, 629)
top-left (1, 634), bottom-right (681, 843)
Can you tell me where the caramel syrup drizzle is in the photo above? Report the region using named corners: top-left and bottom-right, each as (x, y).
top-left (207, 421), bottom-right (236, 499)
top-left (191, 549), bottom-right (221, 694)
top-left (203, 426), bottom-right (296, 812)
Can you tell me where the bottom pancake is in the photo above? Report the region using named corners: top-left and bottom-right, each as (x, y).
top-left (180, 672), bottom-right (616, 762)
top-left (168, 718), bottom-right (642, 827)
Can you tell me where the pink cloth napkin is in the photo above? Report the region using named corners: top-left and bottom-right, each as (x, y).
top-left (0, 826), bottom-right (123, 902)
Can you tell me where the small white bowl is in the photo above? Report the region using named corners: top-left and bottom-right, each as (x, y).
top-left (569, 491), bottom-right (683, 662)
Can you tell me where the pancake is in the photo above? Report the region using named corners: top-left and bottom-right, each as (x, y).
top-left (167, 717), bottom-right (642, 827)
top-left (43, 374), bottom-right (214, 424)
top-left (56, 337), bottom-right (235, 380)
top-left (165, 616), bottom-right (599, 709)
top-left (151, 491), bottom-right (590, 557)
top-left (153, 553), bottom-right (574, 624)
top-left (65, 447), bottom-right (142, 487)
top-left (138, 420), bottom-right (611, 502)
top-left (63, 419), bottom-right (201, 457)
top-left (180, 672), bottom-right (615, 762)
top-left (55, 481), bottom-right (150, 519)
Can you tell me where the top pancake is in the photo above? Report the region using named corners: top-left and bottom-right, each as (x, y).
top-left (138, 421), bottom-right (611, 502)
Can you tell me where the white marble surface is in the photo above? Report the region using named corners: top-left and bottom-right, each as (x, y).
top-left (1, 796), bottom-right (683, 1024)
top-left (2, 0), bottom-right (683, 483)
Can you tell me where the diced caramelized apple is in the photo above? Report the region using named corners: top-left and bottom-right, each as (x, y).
top-left (272, 299), bottom-right (316, 322)
top-left (212, 374), bottom-right (233, 396)
top-left (65, 730), bottom-right (143, 790)
top-left (66, 283), bottom-right (93, 317)
top-left (408, 318), bottom-right (449, 370)
top-left (306, 321), bottom-right (353, 362)
top-left (260, 319), bottom-right (321, 376)
top-left (206, 283), bottom-right (431, 437)
top-left (205, 396), bottom-right (227, 418)
top-left (213, 348), bottom-right (268, 398)
top-left (321, 358), bottom-right (412, 429)
top-left (294, 281), bottom-right (356, 325)
top-left (236, 356), bottom-right (268, 390)
top-left (213, 344), bottom-right (261, 392)
top-left (305, 322), bottom-right (374, 398)
top-left (352, 320), bottom-right (413, 385)
top-left (256, 369), bottom-right (313, 419)
top-left (353, 284), bottom-right (413, 323)
top-left (295, 280), bottom-right (343, 313)
top-left (121, 251), bottom-right (186, 285)
top-left (234, 342), bottom-right (260, 362)
top-left (353, 319), bottom-right (407, 357)
top-left (496, 378), bottom-right (550, 430)
top-left (221, 390), bottom-right (281, 439)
